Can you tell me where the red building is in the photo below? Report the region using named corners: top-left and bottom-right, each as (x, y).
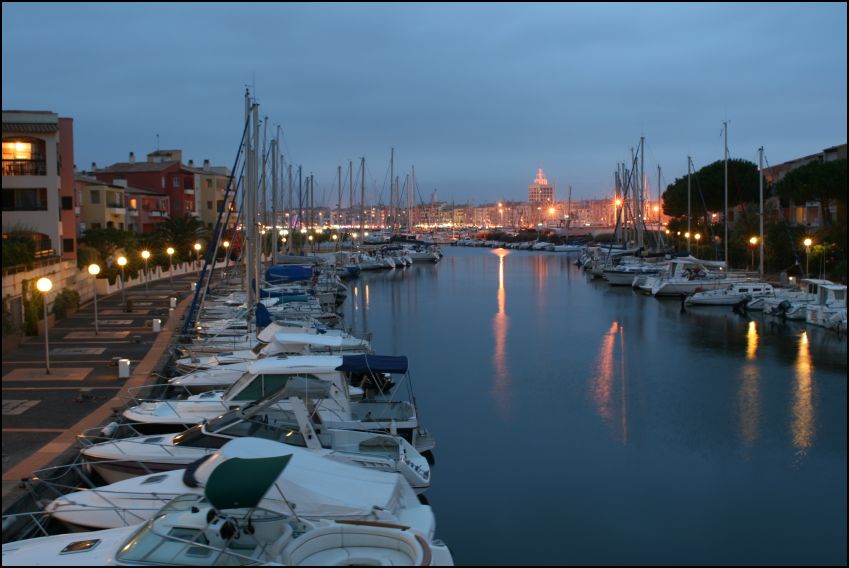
top-left (93, 149), bottom-right (198, 232)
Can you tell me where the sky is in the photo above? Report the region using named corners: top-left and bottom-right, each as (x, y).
top-left (3, 3), bottom-right (846, 205)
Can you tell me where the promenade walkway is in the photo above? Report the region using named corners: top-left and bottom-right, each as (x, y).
top-left (1, 272), bottom-right (201, 508)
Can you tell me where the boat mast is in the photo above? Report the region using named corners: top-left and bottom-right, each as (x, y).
top-left (243, 90), bottom-right (254, 313)
top-left (287, 164), bottom-right (293, 253)
top-left (360, 157), bottom-right (365, 239)
top-left (389, 147), bottom-right (395, 234)
top-left (758, 146), bottom-right (764, 277)
top-left (271, 128), bottom-right (278, 264)
top-left (723, 121), bottom-right (729, 265)
top-left (638, 136), bottom-right (645, 249)
top-left (348, 160), bottom-right (353, 232)
top-left (687, 156), bottom-right (692, 253)
top-left (409, 165), bottom-right (415, 234)
top-left (252, 103), bottom-right (261, 304)
top-left (337, 164), bottom-right (342, 240)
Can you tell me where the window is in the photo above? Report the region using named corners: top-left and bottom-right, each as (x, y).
top-left (173, 176), bottom-right (181, 188)
top-left (2, 187), bottom-right (48, 210)
top-left (63, 238), bottom-right (74, 253)
top-left (205, 178), bottom-right (212, 189)
top-left (129, 198), bottom-right (138, 209)
top-left (2, 138), bottom-right (47, 176)
top-left (90, 190), bottom-right (100, 204)
top-left (91, 222), bottom-right (102, 229)
top-left (62, 196), bottom-right (73, 210)
top-left (207, 200), bottom-right (212, 210)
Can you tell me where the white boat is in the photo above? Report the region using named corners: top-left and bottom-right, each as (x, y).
top-left (174, 331), bottom-right (370, 373)
top-left (685, 281), bottom-right (776, 306)
top-left (644, 257), bottom-right (748, 297)
top-left (124, 355), bottom-right (434, 453)
top-left (83, 392), bottom-right (430, 491)
top-left (805, 283), bottom-right (847, 328)
top-left (552, 243), bottom-right (583, 253)
top-left (7, 440), bottom-right (453, 565)
top-left (68, 438), bottom-right (433, 533)
top-left (763, 278), bottom-right (834, 320)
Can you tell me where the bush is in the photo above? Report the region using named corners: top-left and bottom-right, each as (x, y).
top-left (2, 297), bottom-right (19, 337)
top-left (52, 288), bottom-right (80, 320)
top-left (21, 280), bottom-right (44, 336)
top-left (2, 235), bottom-right (36, 269)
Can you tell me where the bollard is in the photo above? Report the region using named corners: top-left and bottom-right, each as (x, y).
top-left (152, 318), bottom-right (161, 333)
top-left (170, 297), bottom-right (177, 308)
top-left (118, 358), bottom-right (131, 378)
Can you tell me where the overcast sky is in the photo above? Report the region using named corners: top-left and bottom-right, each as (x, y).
top-left (3, 3), bottom-right (846, 205)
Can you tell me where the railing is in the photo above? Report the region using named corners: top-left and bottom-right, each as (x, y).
top-left (1, 255), bottom-right (61, 276)
top-left (1, 159), bottom-right (47, 176)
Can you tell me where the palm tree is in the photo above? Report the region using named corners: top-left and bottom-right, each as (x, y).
top-left (153, 214), bottom-right (209, 261)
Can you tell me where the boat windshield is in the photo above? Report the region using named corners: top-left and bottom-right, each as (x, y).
top-left (173, 425), bottom-right (227, 449)
top-left (116, 496), bottom-right (276, 565)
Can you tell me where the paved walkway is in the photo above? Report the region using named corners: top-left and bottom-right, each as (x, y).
top-left (1, 273), bottom-right (200, 507)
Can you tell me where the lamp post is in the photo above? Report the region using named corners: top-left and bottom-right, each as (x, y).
top-left (193, 242), bottom-right (202, 271)
top-left (141, 250), bottom-right (151, 292)
top-left (332, 233), bottom-right (338, 251)
top-left (694, 233), bottom-right (702, 256)
top-left (222, 240), bottom-right (230, 261)
top-left (803, 237), bottom-right (812, 277)
top-left (749, 236), bottom-right (758, 271)
top-left (117, 256), bottom-right (128, 310)
top-left (166, 247), bottom-right (175, 290)
top-left (36, 277), bottom-right (52, 375)
top-left (88, 264), bottom-right (100, 335)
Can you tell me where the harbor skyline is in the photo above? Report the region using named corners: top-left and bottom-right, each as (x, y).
top-left (2, 3), bottom-right (847, 203)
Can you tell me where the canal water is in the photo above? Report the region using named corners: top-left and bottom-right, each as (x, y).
top-left (345, 247), bottom-right (847, 565)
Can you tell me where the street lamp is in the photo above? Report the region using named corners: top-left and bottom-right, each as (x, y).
top-left (803, 237), bottom-right (813, 277)
top-left (117, 256), bottom-right (128, 310)
top-left (694, 233), bottom-right (701, 255)
top-left (193, 242), bottom-right (202, 270)
top-left (88, 264), bottom-right (101, 335)
top-left (749, 236), bottom-right (758, 270)
top-left (141, 250), bottom-right (151, 292)
top-left (36, 277), bottom-right (52, 374)
top-left (166, 247), bottom-right (175, 289)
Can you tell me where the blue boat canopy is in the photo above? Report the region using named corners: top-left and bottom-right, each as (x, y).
top-left (336, 355), bottom-right (408, 375)
top-left (265, 265), bottom-right (314, 284)
top-left (255, 303), bottom-right (272, 329)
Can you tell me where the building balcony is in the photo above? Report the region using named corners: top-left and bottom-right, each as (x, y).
top-left (128, 208), bottom-right (139, 217)
top-left (184, 188), bottom-right (195, 195)
top-left (149, 210), bottom-right (169, 218)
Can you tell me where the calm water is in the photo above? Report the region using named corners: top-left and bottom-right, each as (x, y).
top-left (346, 247), bottom-right (847, 565)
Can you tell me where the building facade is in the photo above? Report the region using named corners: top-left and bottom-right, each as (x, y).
top-left (2, 110), bottom-right (77, 260)
top-left (528, 168), bottom-right (554, 204)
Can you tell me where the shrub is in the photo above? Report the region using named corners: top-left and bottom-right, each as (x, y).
top-left (52, 288), bottom-right (80, 320)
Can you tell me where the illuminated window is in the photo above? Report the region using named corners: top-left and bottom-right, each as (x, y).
top-left (2, 138), bottom-right (47, 175)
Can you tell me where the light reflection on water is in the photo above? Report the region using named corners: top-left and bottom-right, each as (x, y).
top-left (490, 248), bottom-right (510, 418)
top-left (739, 320), bottom-right (761, 447)
top-left (792, 331), bottom-right (815, 452)
top-left (344, 248), bottom-right (847, 565)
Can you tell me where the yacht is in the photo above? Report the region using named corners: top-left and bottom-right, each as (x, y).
top-left (7, 440), bottom-right (453, 565)
top-left (685, 281), bottom-right (776, 306)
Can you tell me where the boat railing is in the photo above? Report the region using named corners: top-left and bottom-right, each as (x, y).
top-left (77, 422), bottom-right (151, 447)
top-left (124, 382), bottom-right (197, 406)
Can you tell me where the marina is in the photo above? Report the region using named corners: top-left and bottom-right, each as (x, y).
top-left (2, 3), bottom-right (846, 565)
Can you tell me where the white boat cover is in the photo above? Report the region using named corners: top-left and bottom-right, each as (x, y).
top-left (48, 439), bottom-right (404, 529)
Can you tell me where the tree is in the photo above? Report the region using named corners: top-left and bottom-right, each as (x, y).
top-left (78, 227), bottom-right (138, 265)
top-left (152, 214), bottom-right (209, 261)
top-left (775, 158), bottom-right (847, 226)
top-left (662, 159), bottom-right (760, 219)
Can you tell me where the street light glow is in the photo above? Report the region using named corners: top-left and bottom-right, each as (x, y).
top-left (166, 247), bottom-right (175, 255)
top-left (141, 250), bottom-right (151, 259)
top-left (117, 256), bottom-right (127, 267)
top-left (88, 264), bottom-right (101, 276)
top-left (803, 238), bottom-right (813, 247)
top-left (193, 243), bottom-right (201, 251)
top-left (36, 277), bottom-right (53, 292)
